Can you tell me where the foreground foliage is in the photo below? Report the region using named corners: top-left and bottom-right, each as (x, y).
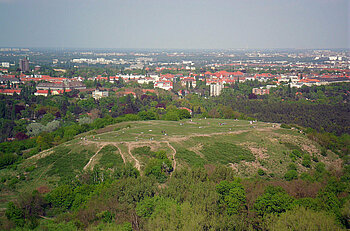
top-left (1, 163), bottom-right (349, 230)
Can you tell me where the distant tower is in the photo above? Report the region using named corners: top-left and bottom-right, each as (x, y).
top-left (19, 57), bottom-right (29, 72)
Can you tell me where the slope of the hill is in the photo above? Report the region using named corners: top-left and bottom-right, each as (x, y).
top-left (0, 119), bottom-right (341, 206)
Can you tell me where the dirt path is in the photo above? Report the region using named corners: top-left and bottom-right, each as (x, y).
top-left (77, 126), bottom-right (278, 173)
top-left (165, 141), bottom-right (177, 174)
top-left (82, 140), bottom-right (128, 162)
top-left (32, 150), bottom-right (73, 190)
top-left (28, 148), bottom-right (54, 160)
top-left (188, 144), bottom-right (205, 158)
top-left (166, 128), bottom-right (267, 143)
top-left (29, 126), bottom-right (277, 167)
top-left (80, 140), bottom-right (142, 171)
top-left (127, 143), bottom-right (141, 171)
top-left (114, 145), bottom-right (126, 163)
top-left (83, 144), bottom-right (105, 171)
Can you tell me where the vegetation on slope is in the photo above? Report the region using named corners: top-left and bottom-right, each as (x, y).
top-left (0, 119), bottom-right (349, 230)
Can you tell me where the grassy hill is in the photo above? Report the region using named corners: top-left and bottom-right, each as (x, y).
top-left (0, 118), bottom-right (341, 212)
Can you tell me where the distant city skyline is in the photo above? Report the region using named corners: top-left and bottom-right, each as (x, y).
top-left (0, 0), bottom-right (349, 49)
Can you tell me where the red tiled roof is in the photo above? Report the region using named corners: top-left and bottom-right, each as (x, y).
top-left (179, 107), bottom-right (192, 113)
top-left (0, 89), bottom-right (21, 93)
top-left (36, 90), bottom-right (49, 94)
top-left (142, 89), bottom-right (155, 93)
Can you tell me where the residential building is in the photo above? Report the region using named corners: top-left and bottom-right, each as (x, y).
top-left (0, 89), bottom-right (21, 95)
top-left (181, 77), bottom-right (196, 88)
top-left (36, 81), bottom-right (86, 91)
top-left (210, 83), bottom-right (224, 96)
top-left (19, 57), bottom-right (29, 72)
top-left (1, 62), bottom-right (10, 68)
top-left (252, 88), bottom-right (270, 95)
top-left (278, 75), bottom-right (299, 83)
top-left (154, 80), bottom-right (173, 90)
top-left (0, 76), bottom-right (20, 85)
top-left (92, 89), bottom-right (109, 99)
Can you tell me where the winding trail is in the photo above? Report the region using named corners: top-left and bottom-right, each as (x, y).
top-left (83, 144), bottom-right (105, 171)
top-left (78, 126), bottom-right (278, 173)
top-left (114, 145), bottom-right (126, 163)
top-left (82, 142), bottom-right (127, 171)
top-left (127, 143), bottom-right (141, 171)
top-left (165, 141), bottom-right (177, 174)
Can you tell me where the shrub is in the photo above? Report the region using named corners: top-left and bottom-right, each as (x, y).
top-left (43, 120), bottom-right (60, 133)
top-left (177, 109), bottom-right (191, 120)
top-left (216, 180), bottom-right (246, 215)
top-left (78, 117), bottom-right (93, 125)
top-left (315, 162), bottom-right (326, 173)
top-left (144, 158), bottom-right (173, 183)
top-left (8, 177), bottom-right (20, 189)
top-left (266, 206), bottom-right (344, 231)
top-left (97, 210), bottom-right (115, 223)
top-left (280, 124), bottom-right (291, 129)
top-left (36, 220), bottom-right (77, 231)
top-left (164, 111), bottom-right (179, 121)
top-left (258, 169), bottom-right (266, 176)
top-left (300, 172), bottom-right (314, 182)
top-left (290, 149), bottom-right (303, 161)
top-left (25, 166), bottom-right (36, 172)
top-left (288, 163), bottom-right (297, 171)
top-left (293, 198), bottom-right (319, 210)
top-left (302, 160), bottom-right (311, 168)
top-left (26, 123), bottom-right (45, 137)
top-left (46, 185), bottom-right (74, 210)
top-left (114, 163), bottom-right (140, 179)
top-left (0, 153), bottom-right (18, 168)
top-left (292, 150), bottom-right (302, 158)
top-left (302, 154), bottom-right (311, 168)
top-left (136, 196), bottom-right (178, 220)
top-left (254, 186), bottom-right (294, 216)
top-left (5, 202), bottom-right (24, 227)
top-left (284, 170), bottom-right (298, 181)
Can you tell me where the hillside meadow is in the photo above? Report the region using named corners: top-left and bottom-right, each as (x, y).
top-left (0, 119), bottom-right (347, 230)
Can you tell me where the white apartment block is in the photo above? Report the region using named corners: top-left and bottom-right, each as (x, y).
top-left (210, 83), bottom-right (224, 96)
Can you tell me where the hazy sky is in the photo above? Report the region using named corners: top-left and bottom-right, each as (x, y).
top-left (0, 0), bottom-right (349, 49)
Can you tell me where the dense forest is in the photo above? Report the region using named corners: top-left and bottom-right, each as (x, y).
top-left (2, 161), bottom-right (350, 230)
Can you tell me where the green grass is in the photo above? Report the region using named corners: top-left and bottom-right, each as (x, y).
top-left (175, 147), bottom-right (206, 167)
top-left (131, 146), bottom-right (154, 167)
top-left (35, 146), bottom-right (94, 180)
top-left (98, 145), bottom-right (124, 169)
top-left (36, 146), bottom-right (71, 169)
top-left (132, 146), bottom-right (153, 158)
top-left (46, 149), bottom-right (93, 179)
top-left (93, 119), bottom-right (261, 142)
top-left (201, 142), bottom-right (255, 165)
